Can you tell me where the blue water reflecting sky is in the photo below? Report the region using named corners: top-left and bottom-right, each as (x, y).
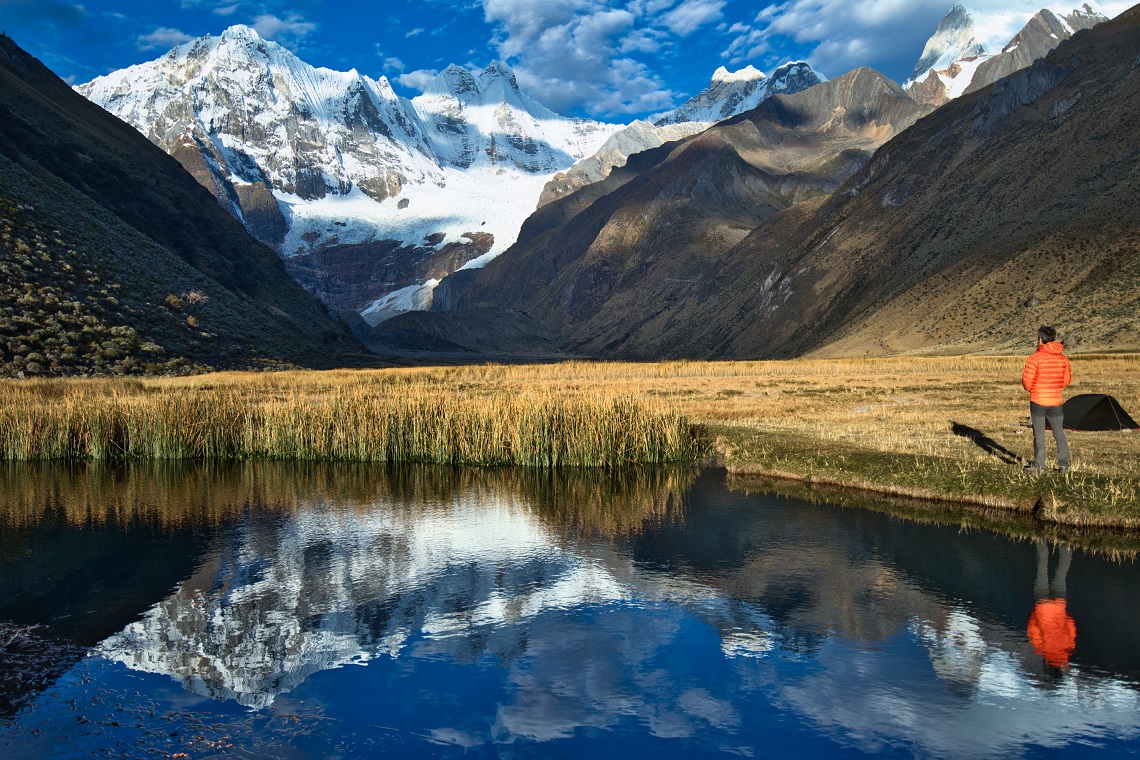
top-left (1, 464), bottom-right (1138, 758)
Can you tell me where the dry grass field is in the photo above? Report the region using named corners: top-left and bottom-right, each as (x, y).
top-left (1, 355), bottom-right (1137, 526)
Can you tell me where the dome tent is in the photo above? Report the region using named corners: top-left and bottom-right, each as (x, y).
top-left (1049, 394), bottom-right (1139, 431)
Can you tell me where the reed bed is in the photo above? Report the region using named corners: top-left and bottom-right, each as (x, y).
top-left (1, 354), bottom-right (1136, 525)
top-left (0, 379), bottom-right (706, 467)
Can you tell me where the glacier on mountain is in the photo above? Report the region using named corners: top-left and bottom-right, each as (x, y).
top-left (77, 25), bottom-right (621, 321)
top-left (76, 25), bottom-right (830, 324)
top-left (905, 2), bottom-right (1108, 105)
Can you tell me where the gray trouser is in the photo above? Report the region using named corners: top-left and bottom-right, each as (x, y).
top-left (1031, 401), bottom-right (1070, 469)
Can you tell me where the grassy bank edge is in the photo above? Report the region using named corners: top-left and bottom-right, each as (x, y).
top-left (711, 422), bottom-right (1140, 530)
top-left (721, 470), bottom-right (1140, 559)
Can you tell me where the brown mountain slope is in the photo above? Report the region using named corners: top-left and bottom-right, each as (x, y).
top-left (659, 5), bottom-right (1140, 359)
top-left (0, 34), bottom-right (368, 375)
top-left (436, 68), bottom-right (930, 355)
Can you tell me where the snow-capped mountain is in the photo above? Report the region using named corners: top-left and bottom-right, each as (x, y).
top-left (904, 5), bottom-right (986, 87)
top-left (77, 25), bottom-right (620, 322)
top-left (655, 61), bottom-right (826, 126)
top-left (539, 61), bottom-right (827, 207)
top-left (905, 3), bottom-right (1107, 105)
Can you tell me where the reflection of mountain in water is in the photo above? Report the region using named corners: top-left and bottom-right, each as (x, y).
top-left (97, 499), bottom-right (643, 709)
top-left (85, 468), bottom-right (1140, 758)
top-left (9, 463), bottom-right (1139, 754)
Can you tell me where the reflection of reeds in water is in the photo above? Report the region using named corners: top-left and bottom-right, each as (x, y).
top-left (0, 461), bottom-right (692, 538)
top-left (0, 378), bottom-right (706, 466)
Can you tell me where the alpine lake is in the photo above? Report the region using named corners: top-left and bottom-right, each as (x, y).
top-left (1, 461), bottom-right (1139, 759)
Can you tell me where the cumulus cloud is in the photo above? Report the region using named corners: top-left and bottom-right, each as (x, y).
top-left (251, 13), bottom-right (316, 49)
top-left (137, 27), bottom-right (195, 50)
top-left (736, 0), bottom-right (1134, 83)
top-left (660, 0), bottom-right (725, 36)
top-left (398, 68), bottom-right (440, 90)
top-left (477, 0), bottom-right (679, 117)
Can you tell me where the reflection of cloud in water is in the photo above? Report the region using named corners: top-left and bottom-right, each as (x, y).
top-left (779, 617), bottom-right (1140, 757)
top-left (93, 485), bottom-right (1140, 754)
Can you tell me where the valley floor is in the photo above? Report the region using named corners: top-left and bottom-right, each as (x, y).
top-left (4, 356), bottom-right (1138, 527)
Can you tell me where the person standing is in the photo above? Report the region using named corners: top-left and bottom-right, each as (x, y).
top-left (1021, 326), bottom-right (1071, 473)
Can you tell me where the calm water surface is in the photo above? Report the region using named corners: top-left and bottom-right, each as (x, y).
top-left (0, 463), bottom-right (1138, 758)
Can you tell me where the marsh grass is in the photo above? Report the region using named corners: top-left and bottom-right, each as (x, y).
top-left (0, 375), bottom-right (707, 468)
top-left (0, 355), bottom-right (1136, 525)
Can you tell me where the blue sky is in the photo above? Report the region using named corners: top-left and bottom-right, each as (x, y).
top-left (0, 0), bottom-right (1125, 121)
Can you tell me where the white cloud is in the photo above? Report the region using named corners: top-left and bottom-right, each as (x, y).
top-left (744, 0), bottom-right (1134, 82)
top-left (478, 0), bottom-right (677, 117)
top-left (251, 13), bottom-right (316, 48)
top-left (405, 27), bottom-right (425, 37)
top-left (398, 68), bottom-right (440, 90)
top-left (137, 27), bottom-right (194, 50)
top-left (960, 0), bottom-right (1134, 52)
top-left (384, 57), bottom-right (406, 72)
top-left (660, 0), bottom-right (725, 36)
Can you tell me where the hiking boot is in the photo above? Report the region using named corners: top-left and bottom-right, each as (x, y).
top-left (1057, 464), bottom-right (1070, 474)
top-left (1023, 464), bottom-right (1044, 474)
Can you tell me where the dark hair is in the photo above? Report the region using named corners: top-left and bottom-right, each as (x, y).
top-left (1038, 326), bottom-right (1057, 344)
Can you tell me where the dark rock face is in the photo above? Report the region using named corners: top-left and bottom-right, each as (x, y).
top-left (168, 130), bottom-right (289, 249)
top-left (286, 233), bottom-right (493, 313)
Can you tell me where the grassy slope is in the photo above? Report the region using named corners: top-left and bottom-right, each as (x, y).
top-left (0, 34), bottom-right (369, 375)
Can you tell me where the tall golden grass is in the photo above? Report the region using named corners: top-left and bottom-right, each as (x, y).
top-left (0, 377), bottom-right (707, 467)
top-left (1, 355), bottom-right (1136, 525)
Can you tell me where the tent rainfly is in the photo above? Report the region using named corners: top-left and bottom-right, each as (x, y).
top-left (1048, 394), bottom-right (1140, 431)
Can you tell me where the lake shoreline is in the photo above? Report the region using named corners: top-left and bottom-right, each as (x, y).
top-left (1, 356), bottom-right (1136, 526)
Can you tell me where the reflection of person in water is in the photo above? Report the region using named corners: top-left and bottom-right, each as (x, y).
top-left (1027, 539), bottom-right (1076, 669)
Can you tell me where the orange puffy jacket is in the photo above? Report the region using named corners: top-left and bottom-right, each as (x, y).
top-left (1027, 598), bottom-right (1077, 667)
top-left (1022, 342), bottom-right (1071, 406)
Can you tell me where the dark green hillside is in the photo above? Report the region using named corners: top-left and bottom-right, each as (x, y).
top-left (0, 34), bottom-right (368, 375)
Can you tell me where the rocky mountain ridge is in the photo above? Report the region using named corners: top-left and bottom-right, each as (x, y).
top-left (418, 5), bottom-right (1140, 359)
top-left (905, 3), bottom-right (1106, 105)
top-left (538, 62), bottom-right (827, 208)
top-left (422, 67), bottom-right (932, 357)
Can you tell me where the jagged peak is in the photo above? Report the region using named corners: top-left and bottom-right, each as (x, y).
top-left (482, 59), bottom-right (516, 78)
top-left (770, 60), bottom-right (828, 85)
top-left (711, 65), bottom-right (765, 85)
top-left (421, 64), bottom-right (478, 99)
top-left (219, 24), bottom-right (264, 44)
top-left (943, 4), bottom-right (973, 27)
top-left (481, 59), bottom-right (520, 92)
top-left (906, 4), bottom-right (983, 85)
